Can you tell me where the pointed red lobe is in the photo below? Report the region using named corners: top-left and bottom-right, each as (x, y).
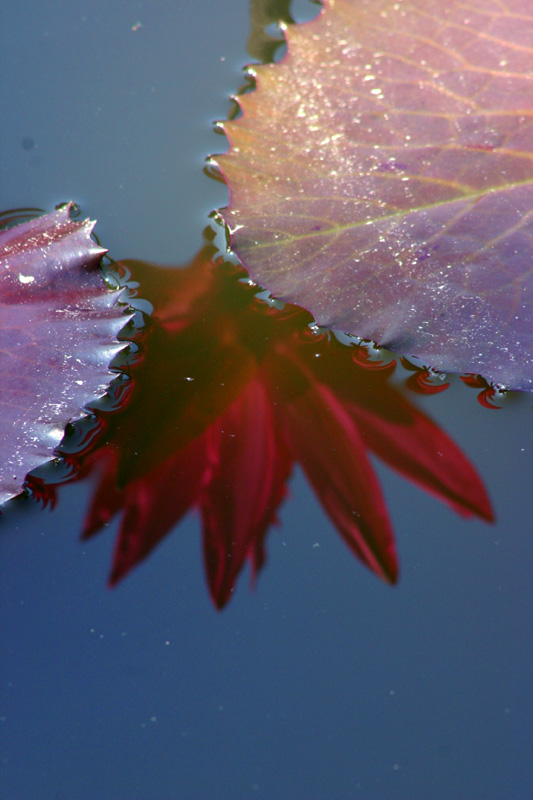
top-left (267, 348), bottom-right (398, 583)
top-left (107, 435), bottom-right (208, 585)
top-left (200, 378), bottom-right (293, 608)
top-left (293, 333), bottom-right (494, 521)
top-left (351, 401), bottom-right (494, 522)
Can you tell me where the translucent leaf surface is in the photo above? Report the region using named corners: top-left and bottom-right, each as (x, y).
top-left (217, 0), bottom-right (533, 390)
top-left (0, 204), bottom-right (128, 504)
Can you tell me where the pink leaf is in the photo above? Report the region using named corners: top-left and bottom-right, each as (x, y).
top-left (0, 204), bottom-right (128, 504)
top-left (216, 0), bottom-right (533, 391)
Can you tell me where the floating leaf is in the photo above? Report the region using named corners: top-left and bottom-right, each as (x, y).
top-left (0, 204), bottom-right (128, 504)
top-left (216, 0), bottom-right (533, 391)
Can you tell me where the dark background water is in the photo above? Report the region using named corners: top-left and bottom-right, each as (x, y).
top-left (1, 2), bottom-right (532, 799)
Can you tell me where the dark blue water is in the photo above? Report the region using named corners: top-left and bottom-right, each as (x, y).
top-left (1, 2), bottom-right (532, 799)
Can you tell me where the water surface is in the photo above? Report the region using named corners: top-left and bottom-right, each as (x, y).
top-left (1, 2), bottom-right (532, 799)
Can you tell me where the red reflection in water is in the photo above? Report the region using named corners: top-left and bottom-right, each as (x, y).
top-left (400, 357), bottom-right (450, 395)
top-left (68, 247), bottom-right (492, 608)
top-left (460, 374), bottom-right (507, 409)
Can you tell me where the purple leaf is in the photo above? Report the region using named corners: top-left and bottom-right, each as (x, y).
top-left (0, 203), bottom-right (129, 504)
top-left (216, 0), bottom-right (533, 391)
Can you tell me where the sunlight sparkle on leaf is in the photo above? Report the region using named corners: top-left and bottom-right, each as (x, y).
top-left (0, 204), bottom-right (129, 504)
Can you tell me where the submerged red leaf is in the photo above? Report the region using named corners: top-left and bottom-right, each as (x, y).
top-left (71, 247), bottom-right (492, 607)
top-left (216, 0), bottom-right (533, 391)
top-left (0, 205), bottom-right (128, 504)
